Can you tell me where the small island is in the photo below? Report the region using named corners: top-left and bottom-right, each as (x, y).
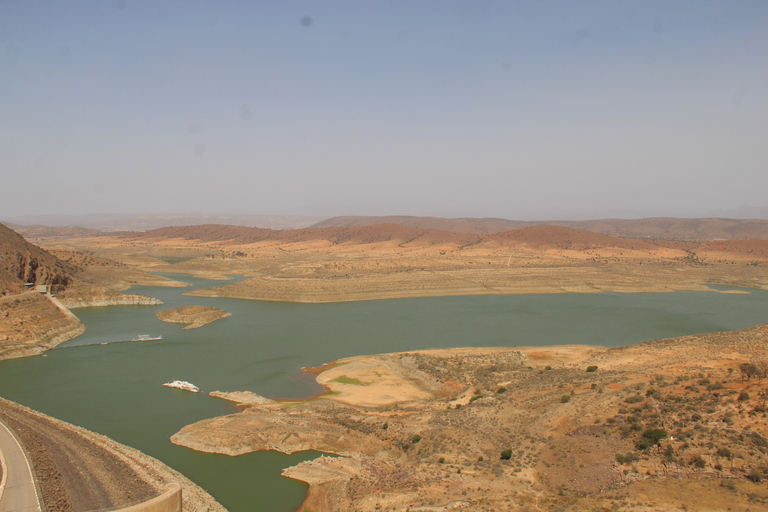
top-left (156, 305), bottom-right (231, 329)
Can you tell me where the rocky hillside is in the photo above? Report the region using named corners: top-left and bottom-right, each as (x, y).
top-left (0, 222), bottom-right (77, 296)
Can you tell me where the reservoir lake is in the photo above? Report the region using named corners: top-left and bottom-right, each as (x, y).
top-left (1, 274), bottom-right (768, 511)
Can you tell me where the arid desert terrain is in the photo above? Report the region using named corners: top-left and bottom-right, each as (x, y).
top-left (2, 216), bottom-right (768, 511)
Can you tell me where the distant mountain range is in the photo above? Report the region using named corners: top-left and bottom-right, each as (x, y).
top-left (4, 214), bottom-right (768, 241)
top-left (311, 216), bottom-right (768, 240)
top-left (0, 214), bottom-right (324, 231)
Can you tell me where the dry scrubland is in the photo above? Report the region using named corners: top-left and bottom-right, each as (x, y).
top-left (173, 325), bottom-right (768, 511)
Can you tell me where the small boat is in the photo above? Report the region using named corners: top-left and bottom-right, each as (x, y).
top-left (132, 334), bottom-right (163, 342)
top-left (163, 380), bottom-right (200, 393)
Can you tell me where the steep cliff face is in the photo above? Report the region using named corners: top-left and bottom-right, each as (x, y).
top-left (1, 223), bottom-right (77, 295)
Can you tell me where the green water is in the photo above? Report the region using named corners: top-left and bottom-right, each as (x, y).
top-left (1, 274), bottom-right (767, 511)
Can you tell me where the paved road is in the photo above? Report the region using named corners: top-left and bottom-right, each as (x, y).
top-left (0, 419), bottom-right (42, 512)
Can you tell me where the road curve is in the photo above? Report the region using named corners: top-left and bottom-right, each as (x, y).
top-left (0, 418), bottom-right (43, 512)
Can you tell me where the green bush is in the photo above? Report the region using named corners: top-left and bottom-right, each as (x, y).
top-left (438, 457), bottom-right (445, 464)
top-left (500, 449), bottom-right (512, 460)
top-left (739, 390), bottom-right (750, 401)
top-left (637, 428), bottom-right (667, 450)
top-left (496, 387), bottom-right (507, 394)
top-left (412, 434), bottom-right (421, 444)
top-left (560, 395), bottom-right (571, 403)
top-left (586, 365), bottom-right (598, 372)
top-left (615, 453), bottom-right (626, 464)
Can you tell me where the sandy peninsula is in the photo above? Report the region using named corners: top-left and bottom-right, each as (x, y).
top-left (173, 324), bottom-right (768, 511)
top-left (156, 305), bottom-right (231, 329)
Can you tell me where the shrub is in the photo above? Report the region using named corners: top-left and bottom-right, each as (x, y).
top-left (496, 387), bottom-right (507, 394)
top-left (746, 469), bottom-right (762, 483)
top-left (739, 390), bottom-right (750, 401)
top-left (560, 395), bottom-right (571, 403)
top-left (637, 428), bottom-right (667, 450)
top-left (478, 456), bottom-right (484, 462)
top-left (545, 365), bottom-right (552, 370)
top-left (469, 394), bottom-right (483, 403)
top-left (616, 453), bottom-right (626, 464)
top-left (690, 455), bottom-right (706, 468)
top-left (716, 447), bottom-right (732, 458)
top-left (586, 365), bottom-right (598, 372)
top-left (438, 457), bottom-right (445, 464)
top-left (625, 394), bottom-right (644, 404)
top-left (412, 434), bottom-right (421, 444)
top-left (382, 422), bottom-right (388, 430)
top-left (500, 449), bottom-right (512, 460)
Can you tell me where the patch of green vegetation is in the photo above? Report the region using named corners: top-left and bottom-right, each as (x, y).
top-left (331, 375), bottom-right (365, 385)
top-left (155, 256), bottom-right (195, 264)
top-left (637, 428), bottom-right (667, 450)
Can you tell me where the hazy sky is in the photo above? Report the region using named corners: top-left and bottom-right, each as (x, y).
top-left (2, 1), bottom-right (767, 220)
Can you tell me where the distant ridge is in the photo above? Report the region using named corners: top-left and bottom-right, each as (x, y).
top-left (311, 216), bottom-right (768, 240)
top-left (1, 214), bottom-right (324, 231)
top-left (130, 223), bottom-right (482, 247)
top-left (128, 222), bottom-right (763, 255)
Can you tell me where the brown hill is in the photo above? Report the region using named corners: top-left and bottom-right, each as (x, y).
top-left (4, 223), bottom-right (107, 239)
top-left (130, 224), bottom-right (481, 247)
top-left (312, 216), bottom-right (768, 240)
top-left (485, 225), bottom-right (659, 251)
top-left (692, 239), bottom-right (768, 261)
top-left (310, 216), bottom-right (528, 235)
top-left (0, 223), bottom-right (76, 296)
top-left (130, 223), bottom-right (659, 252)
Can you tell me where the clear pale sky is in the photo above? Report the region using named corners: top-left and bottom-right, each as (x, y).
top-left (2, 1), bottom-right (767, 220)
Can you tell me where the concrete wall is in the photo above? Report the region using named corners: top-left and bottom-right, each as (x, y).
top-left (107, 483), bottom-right (181, 512)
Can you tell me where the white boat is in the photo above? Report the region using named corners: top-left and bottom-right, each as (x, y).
top-left (133, 334), bottom-right (162, 342)
top-left (163, 380), bottom-right (200, 393)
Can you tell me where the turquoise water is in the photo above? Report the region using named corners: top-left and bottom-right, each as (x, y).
top-left (0, 274), bottom-right (767, 511)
